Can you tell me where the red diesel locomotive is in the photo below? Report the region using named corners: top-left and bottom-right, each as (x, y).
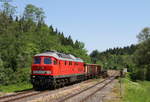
top-left (31, 51), bottom-right (102, 89)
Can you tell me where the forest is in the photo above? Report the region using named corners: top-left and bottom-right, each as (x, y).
top-left (0, 2), bottom-right (150, 87)
top-left (0, 3), bottom-right (90, 85)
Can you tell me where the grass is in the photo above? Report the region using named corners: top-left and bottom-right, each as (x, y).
top-left (0, 82), bottom-right (32, 93)
top-left (123, 78), bottom-right (150, 102)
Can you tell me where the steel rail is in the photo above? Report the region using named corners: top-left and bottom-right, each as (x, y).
top-left (80, 76), bottom-right (116, 102)
top-left (0, 90), bottom-right (33, 100)
top-left (56, 77), bottom-right (111, 102)
top-left (0, 90), bottom-right (42, 102)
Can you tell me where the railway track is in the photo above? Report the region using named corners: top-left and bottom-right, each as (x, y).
top-left (0, 90), bottom-right (42, 102)
top-left (81, 76), bottom-right (116, 102)
top-left (0, 79), bottom-right (97, 102)
top-left (55, 76), bottom-right (116, 102)
top-left (0, 75), bottom-right (118, 102)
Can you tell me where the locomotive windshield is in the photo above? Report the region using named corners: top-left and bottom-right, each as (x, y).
top-left (34, 57), bottom-right (41, 64)
top-left (44, 57), bottom-right (52, 64)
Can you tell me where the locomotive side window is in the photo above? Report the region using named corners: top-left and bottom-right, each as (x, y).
top-left (69, 61), bottom-right (72, 65)
top-left (65, 61), bottom-right (67, 65)
top-left (34, 57), bottom-right (41, 64)
top-left (44, 57), bottom-right (52, 64)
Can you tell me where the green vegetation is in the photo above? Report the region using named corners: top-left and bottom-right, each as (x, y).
top-left (0, 82), bottom-right (32, 92)
top-left (132, 28), bottom-right (150, 80)
top-left (0, 2), bottom-right (90, 88)
top-left (0, 67), bottom-right (31, 92)
top-left (123, 78), bottom-right (150, 102)
top-left (90, 45), bottom-right (137, 70)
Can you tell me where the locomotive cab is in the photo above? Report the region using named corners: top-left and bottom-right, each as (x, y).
top-left (31, 56), bottom-right (59, 89)
top-left (32, 56), bottom-right (53, 75)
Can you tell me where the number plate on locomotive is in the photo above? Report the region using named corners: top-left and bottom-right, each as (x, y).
top-left (33, 70), bottom-right (51, 74)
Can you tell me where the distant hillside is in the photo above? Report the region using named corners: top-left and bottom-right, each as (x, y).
top-left (90, 44), bottom-right (138, 69)
top-left (101, 44), bottom-right (137, 55)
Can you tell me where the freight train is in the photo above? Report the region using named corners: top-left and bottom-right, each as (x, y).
top-left (31, 51), bottom-right (106, 90)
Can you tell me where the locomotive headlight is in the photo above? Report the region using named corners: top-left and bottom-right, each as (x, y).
top-left (45, 71), bottom-right (51, 74)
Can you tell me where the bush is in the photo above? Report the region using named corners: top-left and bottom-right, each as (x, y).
top-left (0, 67), bottom-right (30, 85)
top-left (0, 67), bottom-right (15, 85)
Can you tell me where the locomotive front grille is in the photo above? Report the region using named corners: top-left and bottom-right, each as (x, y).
top-left (31, 75), bottom-right (53, 86)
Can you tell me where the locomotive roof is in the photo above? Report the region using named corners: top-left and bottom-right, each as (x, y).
top-left (34, 51), bottom-right (84, 62)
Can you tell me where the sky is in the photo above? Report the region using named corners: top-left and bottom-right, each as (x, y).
top-left (2, 0), bottom-right (150, 53)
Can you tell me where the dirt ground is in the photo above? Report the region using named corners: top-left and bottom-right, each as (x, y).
top-left (96, 79), bottom-right (122, 102)
top-left (27, 78), bottom-right (122, 102)
top-left (27, 79), bottom-right (102, 102)
top-left (75, 79), bottom-right (122, 102)
top-left (65, 79), bottom-right (122, 102)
